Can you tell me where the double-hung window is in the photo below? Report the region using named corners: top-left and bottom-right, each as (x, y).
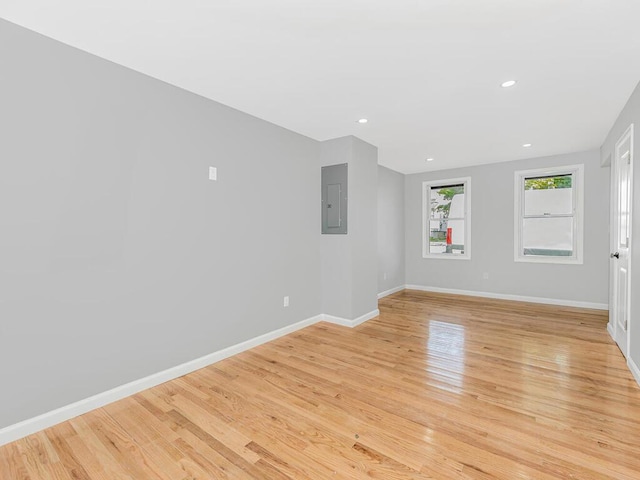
top-left (514, 164), bottom-right (584, 264)
top-left (422, 177), bottom-right (471, 259)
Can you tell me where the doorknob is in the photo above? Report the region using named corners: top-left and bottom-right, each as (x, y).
top-left (611, 252), bottom-right (620, 259)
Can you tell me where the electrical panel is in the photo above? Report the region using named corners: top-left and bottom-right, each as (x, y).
top-left (321, 163), bottom-right (348, 234)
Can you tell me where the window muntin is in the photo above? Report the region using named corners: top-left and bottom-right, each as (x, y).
top-left (515, 166), bottom-right (583, 264)
top-left (423, 177), bottom-right (470, 259)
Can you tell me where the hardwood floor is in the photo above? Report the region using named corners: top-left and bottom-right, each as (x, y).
top-left (2, 290), bottom-right (640, 479)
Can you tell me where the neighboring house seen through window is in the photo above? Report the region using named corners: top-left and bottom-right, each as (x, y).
top-left (514, 164), bottom-right (584, 264)
top-left (422, 177), bottom-right (471, 259)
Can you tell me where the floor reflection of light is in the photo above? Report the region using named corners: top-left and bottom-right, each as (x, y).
top-left (554, 351), bottom-right (569, 370)
top-left (426, 320), bottom-right (466, 393)
top-left (519, 344), bottom-right (570, 408)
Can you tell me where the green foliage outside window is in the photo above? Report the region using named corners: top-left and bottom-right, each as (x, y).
top-left (524, 175), bottom-right (572, 190)
top-left (432, 185), bottom-right (464, 217)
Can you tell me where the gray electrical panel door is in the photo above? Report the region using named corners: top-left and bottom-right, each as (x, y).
top-left (321, 163), bottom-right (348, 234)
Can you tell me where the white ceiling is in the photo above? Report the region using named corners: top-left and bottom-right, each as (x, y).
top-left (2, 1), bottom-right (640, 173)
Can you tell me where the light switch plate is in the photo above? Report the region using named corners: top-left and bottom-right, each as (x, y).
top-left (209, 166), bottom-right (217, 181)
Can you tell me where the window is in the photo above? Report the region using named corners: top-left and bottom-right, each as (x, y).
top-left (422, 177), bottom-right (471, 259)
top-left (514, 164), bottom-right (584, 264)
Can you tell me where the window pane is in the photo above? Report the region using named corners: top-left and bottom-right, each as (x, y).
top-left (429, 184), bottom-right (465, 255)
top-left (430, 184), bottom-right (465, 219)
top-left (423, 178), bottom-right (470, 259)
top-left (619, 157), bottom-right (631, 247)
top-left (429, 219), bottom-right (465, 255)
top-left (523, 217), bottom-right (573, 256)
top-left (524, 174), bottom-right (573, 216)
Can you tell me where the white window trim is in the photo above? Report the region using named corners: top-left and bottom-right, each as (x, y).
top-left (514, 164), bottom-right (584, 265)
top-left (422, 176), bottom-right (471, 260)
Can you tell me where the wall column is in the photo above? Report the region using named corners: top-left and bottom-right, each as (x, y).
top-left (320, 136), bottom-right (378, 321)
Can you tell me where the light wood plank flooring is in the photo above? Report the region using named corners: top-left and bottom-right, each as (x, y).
top-left (2, 290), bottom-right (640, 479)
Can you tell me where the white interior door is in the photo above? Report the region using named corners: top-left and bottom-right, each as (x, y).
top-left (611, 124), bottom-right (633, 358)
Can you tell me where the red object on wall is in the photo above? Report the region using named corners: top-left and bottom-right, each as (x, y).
top-left (446, 227), bottom-right (452, 245)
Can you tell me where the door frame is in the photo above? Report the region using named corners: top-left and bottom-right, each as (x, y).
top-left (609, 123), bottom-right (634, 357)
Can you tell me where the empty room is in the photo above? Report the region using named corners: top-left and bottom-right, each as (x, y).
top-left (2, 1), bottom-right (640, 479)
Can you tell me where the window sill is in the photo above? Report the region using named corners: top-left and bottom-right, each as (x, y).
top-left (423, 254), bottom-right (471, 261)
top-left (514, 255), bottom-right (583, 265)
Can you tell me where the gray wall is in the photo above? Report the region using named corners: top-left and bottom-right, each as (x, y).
top-left (378, 166), bottom-right (405, 294)
top-left (405, 150), bottom-right (610, 305)
top-left (320, 136), bottom-right (378, 320)
top-left (0, 20), bottom-right (322, 428)
top-left (600, 80), bottom-right (640, 367)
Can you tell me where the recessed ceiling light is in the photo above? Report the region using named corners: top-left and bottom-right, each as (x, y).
top-left (522, 143), bottom-right (532, 147)
top-left (357, 118), bottom-right (368, 124)
top-left (501, 80), bottom-right (517, 88)
top-left (426, 158), bottom-right (434, 162)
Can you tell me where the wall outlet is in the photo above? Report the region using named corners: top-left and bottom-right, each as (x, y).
top-left (209, 166), bottom-right (217, 181)
top-left (482, 272), bottom-right (489, 280)
top-left (283, 296), bottom-right (289, 307)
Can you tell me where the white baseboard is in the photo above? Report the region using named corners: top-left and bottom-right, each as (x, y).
top-left (607, 322), bottom-right (615, 340)
top-left (0, 314), bottom-right (324, 447)
top-left (0, 281), bottom-right (604, 448)
top-left (404, 284), bottom-right (608, 310)
top-left (628, 357), bottom-right (640, 388)
top-left (323, 309), bottom-right (380, 328)
top-left (377, 285), bottom-right (405, 299)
